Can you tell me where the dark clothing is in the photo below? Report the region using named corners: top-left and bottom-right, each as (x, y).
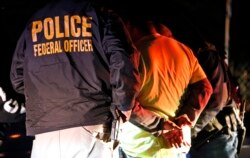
top-left (10, 0), bottom-right (140, 136)
top-left (192, 49), bottom-right (228, 135)
top-left (189, 46), bottom-right (241, 157)
top-left (189, 131), bottom-right (238, 158)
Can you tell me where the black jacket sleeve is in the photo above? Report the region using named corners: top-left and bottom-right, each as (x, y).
top-left (101, 10), bottom-right (140, 111)
top-left (10, 31), bottom-right (26, 95)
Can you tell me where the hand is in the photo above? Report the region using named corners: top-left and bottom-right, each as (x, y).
top-left (161, 126), bottom-right (191, 148)
top-left (174, 114), bottom-right (192, 127)
top-left (163, 119), bottom-right (181, 131)
top-left (162, 128), bottom-right (183, 148)
top-left (120, 109), bottom-right (132, 122)
top-left (161, 119), bottom-right (191, 148)
top-left (181, 125), bottom-right (191, 147)
top-left (161, 120), bottom-right (182, 148)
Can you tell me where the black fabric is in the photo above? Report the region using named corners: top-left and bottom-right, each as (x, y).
top-left (10, 0), bottom-right (140, 135)
top-left (192, 44), bottom-right (244, 146)
top-left (191, 46), bottom-right (228, 136)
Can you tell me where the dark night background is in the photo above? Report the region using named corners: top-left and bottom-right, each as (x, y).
top-left (1, 0), bottom-right (250, 110)
top-left (0, 0), bottom-right (249, 87)
top-left (1, 0), bottom-right (249, 85)
top-left (0, 0), bottom-right (250, 157)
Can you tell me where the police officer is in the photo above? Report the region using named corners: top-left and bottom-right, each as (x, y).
top-left (10, 0), bottom-right (140, 158)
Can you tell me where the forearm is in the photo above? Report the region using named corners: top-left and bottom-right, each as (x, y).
top-left (178, 78), bottom-right (213, 126)
top-left (129, 102), bottom-right (165, 135)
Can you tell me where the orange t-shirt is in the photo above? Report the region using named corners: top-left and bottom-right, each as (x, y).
top-left (136, 34), bottom-right (206, 118)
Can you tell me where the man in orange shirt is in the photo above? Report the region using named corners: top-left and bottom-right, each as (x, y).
top-left (118, 20), bottom-right (212, 158)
